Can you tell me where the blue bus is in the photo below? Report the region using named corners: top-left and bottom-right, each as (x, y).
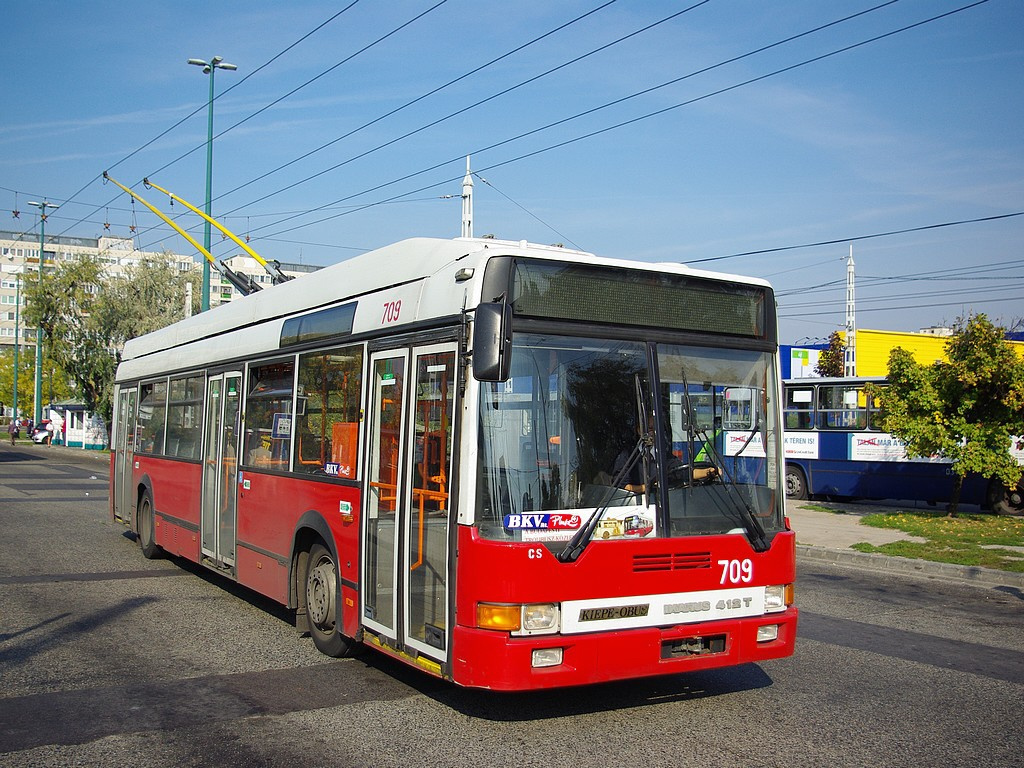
top-left (782, 377), bottom-right (1023, 514)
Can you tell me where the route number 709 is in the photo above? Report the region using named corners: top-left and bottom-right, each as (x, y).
top-left (718, 558), bottom-right (753, 584)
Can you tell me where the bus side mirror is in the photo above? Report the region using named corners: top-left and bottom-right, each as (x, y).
top-left (473, 302), bottom-right (512, 382)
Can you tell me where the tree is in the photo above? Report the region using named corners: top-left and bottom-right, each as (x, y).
top-left (107, 254), bottom-right (200, 338)
top-left (872, 314), bottom-right (1024, 515)
top-left (815, 331), bottom-right (846, 377)
top-left (21, 252), bottom-right (197, 426)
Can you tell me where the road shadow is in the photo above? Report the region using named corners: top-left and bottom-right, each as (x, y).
top-left (356, 650), bottom-right (774, 720)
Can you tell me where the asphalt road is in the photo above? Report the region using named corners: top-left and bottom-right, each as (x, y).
top-left (2, 444), bottom-right (1023, 767)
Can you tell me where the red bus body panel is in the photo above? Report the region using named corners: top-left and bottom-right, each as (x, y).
top-left (451, 526), bottom-right (797, 690)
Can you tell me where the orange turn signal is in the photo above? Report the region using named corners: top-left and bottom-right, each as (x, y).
top-left (476, 603), bottom-right (521, 632)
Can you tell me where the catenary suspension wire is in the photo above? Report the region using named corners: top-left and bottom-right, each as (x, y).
top-left (214, 1), bottom-right (619, 205)
top-left (227, 1), bottom-right (711, 220)
top-left (248, 0), bottom-right (987, 243)
top-left (50, 3), bottom-right (363, 240)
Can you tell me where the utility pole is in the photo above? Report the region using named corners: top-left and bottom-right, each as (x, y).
top-left (28, 200), bottom-right (58, 426)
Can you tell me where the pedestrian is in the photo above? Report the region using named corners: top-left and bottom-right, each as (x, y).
top-left (7, 419), bottom-right (19, 446)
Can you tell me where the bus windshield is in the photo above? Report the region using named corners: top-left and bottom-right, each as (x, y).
top-left (475, 333), bottom-right (784, 546)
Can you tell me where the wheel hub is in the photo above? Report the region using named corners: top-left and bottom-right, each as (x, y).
top-left (307, 558), bottom-right (336, 629)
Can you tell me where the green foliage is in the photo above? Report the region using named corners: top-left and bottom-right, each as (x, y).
top-left (815, 330), bottom-right (846, 377)
top-left (872, 314), bottom-right (1024, 514)
top-left (20, 251), bottom-right (195, 425)
top-left (853, 510), bottom-right (1024, 572)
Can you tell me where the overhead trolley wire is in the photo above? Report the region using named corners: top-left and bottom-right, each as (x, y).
top-left (247, 0), bottom-right (989, 244)
top-left (226, 0), bottom-right (711, 221)
top-left (776, 257), bottom-right (1024, 299)
top-left (131, 0), bottom-right (678, 254)
top-left (779, 294), bottom-right (1022, 319)
top-left (688, 210), bottom-right (1023, 265)
top-left (144, 0), bottom-right (449, 185)
top-left (49, 3), bottom-right (364, 241)
top-left (215, 0), bottom-right (619, 206)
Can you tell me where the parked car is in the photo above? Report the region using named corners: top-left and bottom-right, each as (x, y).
top-left (31, 420), bottom-right (52, 444)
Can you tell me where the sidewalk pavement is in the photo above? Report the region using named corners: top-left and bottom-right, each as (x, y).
top-left (787, 499), bottom-right (1024, 589)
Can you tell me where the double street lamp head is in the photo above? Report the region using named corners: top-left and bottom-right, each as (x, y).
top-left (187, 56), bottom-right (237, 74)
top-left (27, 200), bottom-right (59, 219)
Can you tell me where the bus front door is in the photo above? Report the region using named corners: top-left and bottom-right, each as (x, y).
top-left (362, 352), bottom-right (408, 641)
top-left (361, 346), bottom-right (456, 664)
top-left (201, 372), bottom-right (242, 569)
top-left (402, 345), bottom-right (456, 659)
top-left (113, 387), bottom-right (137, 524)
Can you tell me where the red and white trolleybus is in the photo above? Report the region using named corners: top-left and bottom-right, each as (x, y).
top-left (110, 236), bottom-right (797, 690)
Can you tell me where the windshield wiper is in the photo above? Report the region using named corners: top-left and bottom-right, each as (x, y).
top-left (677, 366), bottom-right (768, 552)
top-left (557, 430), bottom-right (653, 563)
top-left (690, 424), bottom-right (770, 552)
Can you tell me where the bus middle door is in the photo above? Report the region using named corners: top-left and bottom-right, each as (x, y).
top-left (201, 372), bottom-right (242, 570)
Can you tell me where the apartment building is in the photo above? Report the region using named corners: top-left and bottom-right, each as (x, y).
top-left (0, 229), bottom-right (321, 351)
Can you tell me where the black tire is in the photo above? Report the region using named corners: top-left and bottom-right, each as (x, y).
top-left (785, 465), bottom-right (808, 500)
top-left (305, 542), bottom-right (357, 657)
top-left (137, 489), bottom-right (162, 559)
top-left (988, 480), bottom-right (1024, 516)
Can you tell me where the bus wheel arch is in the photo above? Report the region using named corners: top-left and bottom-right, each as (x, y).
top-left (987, 478), bottom-right (1024, 516)
top-left (785, 464), bottom-right (808, 500)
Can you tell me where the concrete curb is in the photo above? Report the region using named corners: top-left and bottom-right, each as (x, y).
top-left (798, 544), bottom-right (1024, 590)
top-left (6, 441), bottom-right (110, 464)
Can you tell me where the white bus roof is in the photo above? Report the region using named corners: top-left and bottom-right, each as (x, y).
top-left (117, 236), bottom-right (771, 382)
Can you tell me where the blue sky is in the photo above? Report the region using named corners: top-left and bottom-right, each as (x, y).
top-left (3, 0), bottom-right (1022, 342)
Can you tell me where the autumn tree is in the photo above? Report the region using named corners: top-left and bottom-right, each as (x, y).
top-left (0, 347), bottom-right (74, 419)
top-left (815, 331), bottom-right (846, 377)
top-left (872, 314), bottom-right (1024, 515)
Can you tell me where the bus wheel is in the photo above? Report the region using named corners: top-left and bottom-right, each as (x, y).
top-left (785, 466), bottom-right (808, 500)
top-left (988, 480), bottom-right (1024, 516)
top-left (305, 542), bottom-right (356, 657)
top-left (137, 490), bottom-right (162, 559)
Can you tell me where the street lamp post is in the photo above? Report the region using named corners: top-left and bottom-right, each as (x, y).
top-left (27, 200), bottom-right (58, 427)
top-left (187, 55), bottom-right (237, 312)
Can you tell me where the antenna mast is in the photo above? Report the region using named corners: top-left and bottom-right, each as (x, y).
top-left (844, 245), bottom-right (856, 377)
top-left (461, 156), bottom-right (473, 238)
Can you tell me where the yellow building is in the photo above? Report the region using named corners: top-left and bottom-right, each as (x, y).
top-left (847, 329), bottom-right (1024, 377)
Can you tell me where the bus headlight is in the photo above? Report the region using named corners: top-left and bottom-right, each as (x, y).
top-left (476, 602), bottom-right (560, 635)
top-left (522, 603), bottom-right (559, 633)
top-left (764, 584), bottom-right (794, 613)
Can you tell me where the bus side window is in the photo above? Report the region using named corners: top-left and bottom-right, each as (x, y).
top-left (243, 360), bottom-right (295, 470)
top-left (785, 387), bottom-right (814, 431)
top-left (293, 345), bottom-right (364, 478)
top-left (818, 385), bottom-right (867, 430)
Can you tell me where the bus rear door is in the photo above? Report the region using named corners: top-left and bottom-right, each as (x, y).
top-left (113, 386), bottom-right (137, 524)
top-left (201, 372), bottom-right (242, 569)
